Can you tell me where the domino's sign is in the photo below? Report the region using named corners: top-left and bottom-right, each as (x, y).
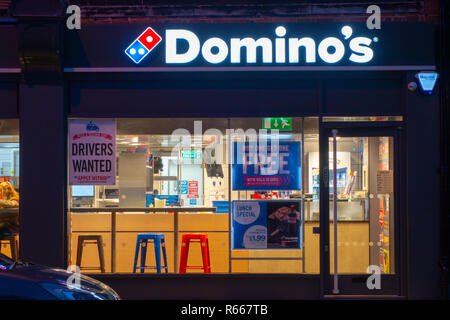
top-left (65, 23), bottom-right (435, 69)
top-left (125, 24), bottom-right (374, 65)
top-left (125, 27), bottom-right (162, 64)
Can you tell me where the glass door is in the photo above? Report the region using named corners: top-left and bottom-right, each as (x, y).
top-left (319, 125), bottom-right (403, 296)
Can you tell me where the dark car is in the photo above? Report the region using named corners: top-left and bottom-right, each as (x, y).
top-left (0, 253), bottom-right (120, 300)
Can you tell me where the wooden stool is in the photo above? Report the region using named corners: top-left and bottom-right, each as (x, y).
top-left (76, 235), bottom-right (105, 273)
top-left (0, 235), bottom-right (18, 260)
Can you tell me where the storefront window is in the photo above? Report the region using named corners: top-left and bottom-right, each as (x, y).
top-left (0, 119), bottom-right (20, 261)
top-left (328, 135), bottom-right (395, 275)
top-left (67, 117), bottom-right (393, 276)
top-left (67, 117), bottom-right (321, 274)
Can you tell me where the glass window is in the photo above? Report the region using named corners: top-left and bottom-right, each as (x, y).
top-left (0, 119), bottom-right (20, 261)
top-left (67, 117), bottom-right (319, 274)
top-left (328, 135), bottom-right (395, 275)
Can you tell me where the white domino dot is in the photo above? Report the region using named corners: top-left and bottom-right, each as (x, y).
top-left (146, 36), bottom-right (153, 42)
top-left (138, 48), bottom-right (145, 55)
top-left (130, 48), bottom-right (136, 55)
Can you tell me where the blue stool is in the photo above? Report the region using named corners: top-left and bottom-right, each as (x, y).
top-left (133, 233), bottom-right (168, 274)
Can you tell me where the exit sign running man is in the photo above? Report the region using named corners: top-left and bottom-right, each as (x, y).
top-left (262, 118), bottom-right (292, 131)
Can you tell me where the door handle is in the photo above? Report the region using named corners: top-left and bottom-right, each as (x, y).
top-left (313, 227), bottom-right (320, 234)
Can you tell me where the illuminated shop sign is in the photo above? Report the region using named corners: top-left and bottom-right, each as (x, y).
top-left (125, 25), bottom-right (374, 65)
top-left (125, 27), bottom-right (162, 64)
top-left (65, 22), bottom-right (435, 70)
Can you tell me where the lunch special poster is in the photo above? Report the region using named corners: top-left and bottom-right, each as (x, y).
top-left (233, 200), bottom-right (302, 249)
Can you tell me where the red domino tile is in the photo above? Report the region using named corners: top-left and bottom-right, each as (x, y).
top-left (137, 27), bottom-right (162, 52)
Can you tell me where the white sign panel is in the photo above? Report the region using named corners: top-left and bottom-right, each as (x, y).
top-left (69, 120), bottom-right (116, 185)
top-left (376, 170), bottom-right (394, 194)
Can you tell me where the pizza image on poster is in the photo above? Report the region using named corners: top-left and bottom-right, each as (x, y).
top-left (232, 200), bottom-right (301, 250)
top-left (267, 201), bottom-right (301, 248)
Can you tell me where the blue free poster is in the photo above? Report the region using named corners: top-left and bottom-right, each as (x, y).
top-left (232, 141), bottom-right (301, 190)
top-left (232, 200), bottom-right (302, 249)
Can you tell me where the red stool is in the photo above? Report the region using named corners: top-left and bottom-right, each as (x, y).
top-left (179, 233), bottom-right (211, 273)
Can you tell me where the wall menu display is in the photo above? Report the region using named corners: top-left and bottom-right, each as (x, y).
top-left (232, 200), bottom-right (302, 249)
top-left (71, 185), bottom-right (95, 197)
top-left (232, 141), bottom-right (301, 191)
top-left (69, 120), bottom-right (116, 185)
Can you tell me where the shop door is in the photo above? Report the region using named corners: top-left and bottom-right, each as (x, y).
top-left (319, 124), bottom-right (404, 296)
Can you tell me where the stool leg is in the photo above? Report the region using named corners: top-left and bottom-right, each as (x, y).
top-left (201, 238), bottom-right (211, 274)
top-left (140, 239), bottom-right (148, 274)
top-left (9, 238), bottom-right (16, 261)
top-left (76, 237), bottom-right (83, 268)
top-left (133, 238), bottom-right (140, 273)
top-left (154, 238), bottom-right (162, 274)
top-left (161, 237), bottom-right (168, 274)
top-left (14, 237), bottom-right (19, 261)
top-left (97, 238), bottom-right (105, 273)
top-left (179, 238), bottom-right (190, 273)
top-left (206, 238), bottom-right (211, 273)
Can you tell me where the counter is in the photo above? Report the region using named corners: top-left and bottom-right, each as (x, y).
top-left (70, 209), bottom-right (370, 274)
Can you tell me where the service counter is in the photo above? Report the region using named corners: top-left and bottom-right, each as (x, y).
top-left (0, 208), bottom-right (19, 259)
top-left (70, 208), bottom-right (370, 274)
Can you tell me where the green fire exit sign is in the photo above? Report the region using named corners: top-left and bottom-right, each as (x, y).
top-left (262, 117), bottom-right (292, 131)
top-left (181, 150), bottom-right (202, 160)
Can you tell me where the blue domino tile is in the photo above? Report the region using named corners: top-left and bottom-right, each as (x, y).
top-left (124, 39), bottom-right (150, 64)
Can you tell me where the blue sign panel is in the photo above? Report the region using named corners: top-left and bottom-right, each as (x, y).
top-left (232, 141), bottom-right (301, 190)
top-left (180, 180), bottom-right (188, 195)
top-left (232, 200), bottom-right (301, 249)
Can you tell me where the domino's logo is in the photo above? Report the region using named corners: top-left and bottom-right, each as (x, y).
top-left (125, 27), bottom-right (162, 64)
top-left (125, 25), bottom-right (375, 65)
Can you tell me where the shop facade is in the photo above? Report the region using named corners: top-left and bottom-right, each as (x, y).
top-left (0, 1), bottom-right (446, 299)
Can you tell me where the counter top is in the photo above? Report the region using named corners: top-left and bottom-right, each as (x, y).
top-left (0, 208), bottom-right (19, 213)
top-left (69, 207), bottom-right (217, 213)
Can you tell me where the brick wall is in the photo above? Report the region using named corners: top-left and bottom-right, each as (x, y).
top-left (1, 1), bottom-right (440, 23)
top-left (73, 1), bottom-right (439, 24)
top-left (0, 0), bottom-right (11, 11)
